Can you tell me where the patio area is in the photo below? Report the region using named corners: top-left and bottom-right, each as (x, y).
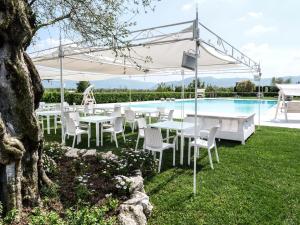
top-left (42, 117), bottom-right (300, 224)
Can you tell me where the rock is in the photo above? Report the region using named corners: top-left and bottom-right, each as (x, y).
top-left (82, 149), bottom-right (97, 157)
top-left (65, 148), bottom-right (98, 158)
top-left (99, 151), bottom-right (118, 160)
top-left (125, 191), bottom-right (153, 218)
top-left (118, 204), bottom-right (147, 225)
top-left (65, 148), bottom-right (80, 158)
top-left (128, 175), bottom-right (145, 193)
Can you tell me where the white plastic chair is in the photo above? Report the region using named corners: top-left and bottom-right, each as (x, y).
top-left (175, 116), bottom-right (202, 152)
top-left (64, 115), bottom-right (90, 148)
top-left (158, 109), bottom-right (174, 122)
top-left (135, 118), bottom-right (147, 150)
top-left (124, 109), bottom-right (137, 133)
top-left (113, 104), bottom-right (122, 117)
top-left (102, 117), bottom-right (126, 148)
top-left (144, 127), bottom-right (176, 173)
top-left (188, 126), bottom-right (220, 169)
top-left (68, 111), bottom-right (90, 131)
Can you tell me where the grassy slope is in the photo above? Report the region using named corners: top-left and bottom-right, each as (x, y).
top-left (44, 122), bottom-right (300, 225)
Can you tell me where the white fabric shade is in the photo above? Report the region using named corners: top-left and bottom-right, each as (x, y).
top-left (276, 84), bottom-right (300, 96)
top-left (32, 27), bottom-right (247, 81)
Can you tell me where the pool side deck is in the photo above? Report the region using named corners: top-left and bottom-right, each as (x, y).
top-left (94, 99), bottom-right (300, 129)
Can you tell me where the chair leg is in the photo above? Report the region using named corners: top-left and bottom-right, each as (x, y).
top-left (122, 132), bottom-right (126, 143)
top-left (208, 148), bottom-right (214, 169)
top-left (110, 133), bottom-right (113, 143)
top-left (158, 152), bottom-right (163, 173)
top-left (135, 136), bottom-right (140, 151)
top-left (214, 143), bottom-right (219, 163)
top-left (188, 143), bottom-right (191, 166)
top-left (173, 147), bottom-right (175, 166)
top-left (88, 132), bottom-right (90, 148)
top-left (114, 133), bottom-right (118, 148)
top-left (72, 135), bottom-right (76, 148)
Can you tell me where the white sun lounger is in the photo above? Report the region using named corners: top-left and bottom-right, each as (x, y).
top-left (186, 113), bottom-right (256, 144)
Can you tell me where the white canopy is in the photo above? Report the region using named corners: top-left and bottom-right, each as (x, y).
top-left (31, 22), bottom-right (258, 81)
top-left (276, 84), bottom-right (300, 96)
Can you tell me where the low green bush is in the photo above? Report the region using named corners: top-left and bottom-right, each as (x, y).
top-left (42, 91), bottom-right (194, 104)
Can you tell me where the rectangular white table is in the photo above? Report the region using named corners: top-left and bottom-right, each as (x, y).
top-left (36, 110), bottom-right (61, 134)
top-left (149, 121), bottom-right (194, 165)
top-left (79, 115), bottom-right (116, 146)
top-left (132, 108), bottom-right (159, 123)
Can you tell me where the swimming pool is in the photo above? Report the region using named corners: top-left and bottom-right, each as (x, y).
top-left (130, 98), bottom-right (277, 115)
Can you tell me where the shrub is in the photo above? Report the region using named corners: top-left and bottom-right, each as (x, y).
top-left (29, 208), bottom-right (64, 225)
top-left (42, 91), bottom-right (194, 104)
top-left (65, 205), bottom-right (117, 225)
top-left (99, 148), bottom-right (157, 179)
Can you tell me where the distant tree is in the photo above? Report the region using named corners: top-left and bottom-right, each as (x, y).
top-left (76, 81), bottom-right (91, 93)
top-left (186, 78), bottom-right (205, 92)
top-left (156, 82), bottom-right (173, 92)
top-left (235, 80), bottom-right (255, 92)
top-left (271, 77), bottom-right (292, 85)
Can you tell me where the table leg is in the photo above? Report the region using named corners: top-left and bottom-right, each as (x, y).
top-left (47, 116), bottom-right (50, 134)
top-left (166, 129), bottom-right (169, 142)
top-left (54, 115), bottom-right (57, 134)
top-left (101, 123), bottom-right (103, 146)
top-left (96, 122), bottom-right (99, 146)
top-left (180, 131), bottom-right (184, 165)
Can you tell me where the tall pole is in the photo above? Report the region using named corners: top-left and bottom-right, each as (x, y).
top-left (258, 65), bottom-right (262, 128)
top-left (181, 69), bottom-right (185, 120)
top-left (59, 31), bottom-right (65, 144)
top-left (193, 4), bottom-right (200, 195)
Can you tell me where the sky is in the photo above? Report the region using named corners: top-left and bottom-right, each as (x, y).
top-left (29, 0), bottom-right (300, 83)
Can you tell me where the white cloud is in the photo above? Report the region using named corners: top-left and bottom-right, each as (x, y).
top-left (238, 11), bottom-right (263, 22)
top-left (181, 3), bottom-right (193, 11)
top-left (181, 0), bottom-right (207, 11)
top-left (245, 25), bottom-right (277, 36)
top-left (241, 43), bottom-right (300, 76)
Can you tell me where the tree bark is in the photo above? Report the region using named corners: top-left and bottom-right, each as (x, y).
top-left (0, 0), bottom-right (44, 213)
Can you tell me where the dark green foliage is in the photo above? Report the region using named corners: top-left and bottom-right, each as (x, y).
top-left (76, 81), bottom-right (91, 93)
top-left (235, 80), bottom-right (256, 92)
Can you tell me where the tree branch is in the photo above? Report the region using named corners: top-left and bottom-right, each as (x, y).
top-left (29, 0), bottom-right (38, 6)
top-left (35, 12), bottom-right (71, 32)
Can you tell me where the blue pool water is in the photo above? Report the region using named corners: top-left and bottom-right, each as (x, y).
top-left (130, 99), bottom-right (277, 115)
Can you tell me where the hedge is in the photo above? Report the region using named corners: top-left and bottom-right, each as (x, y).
top-left (41, 91), bottom-right (278, 104)
top-left (42, 91), bottom-right (194, 104)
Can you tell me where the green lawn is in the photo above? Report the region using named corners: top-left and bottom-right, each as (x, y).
top-left (44, 121), bottom-right (300, 225)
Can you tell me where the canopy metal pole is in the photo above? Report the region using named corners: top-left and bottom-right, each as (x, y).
top-left (181, 70), bottom-right (185, 120)
top-left (59, 31), bottom-right (65, 144)
top-left (258, 65), bottom-right (262, 128)
top-left (193, 5), bottom-right (200, 195)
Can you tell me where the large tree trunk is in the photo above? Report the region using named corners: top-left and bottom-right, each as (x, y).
top-left (0, 0), bottom-right (44, 213)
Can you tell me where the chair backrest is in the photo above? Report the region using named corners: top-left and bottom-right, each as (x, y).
top-left (168, 110), bottom-right (174, 120)
top-left (125, 109), bottom-right (136, 122)
top-left (157, 107), bottom-right (165, 114)
top-left (114, 105), bottom-right (122, 116)
top-left (68, 112), bottom-right (80, 126)
top-left (65, 115), bottom-right (77, 134)
top-left (136, 118), bottom-right (147, 136)
top-left (207, 126), bottom-right (219, 148)
top-left (144, 127), bottom-right (163, 149)
top-left (113, 117), bottom-right (124, 132)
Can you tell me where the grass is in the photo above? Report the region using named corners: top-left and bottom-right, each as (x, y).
top-left (44, 120), bottom-right (300, 225)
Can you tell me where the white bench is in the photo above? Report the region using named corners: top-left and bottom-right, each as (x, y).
top-left (186, 113), bottom-right (256, 144)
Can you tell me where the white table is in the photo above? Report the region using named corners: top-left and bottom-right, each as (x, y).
top-left (132, 108), bottom-right (159, 123)
top-left (93, 105), bottom-right (116, 114)
top-left (79, 115), bottom-right (116, 146)
top-left (149, 121), bottom-right (194, 165)
top-left (36, 110), bottom-right (61, 134)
